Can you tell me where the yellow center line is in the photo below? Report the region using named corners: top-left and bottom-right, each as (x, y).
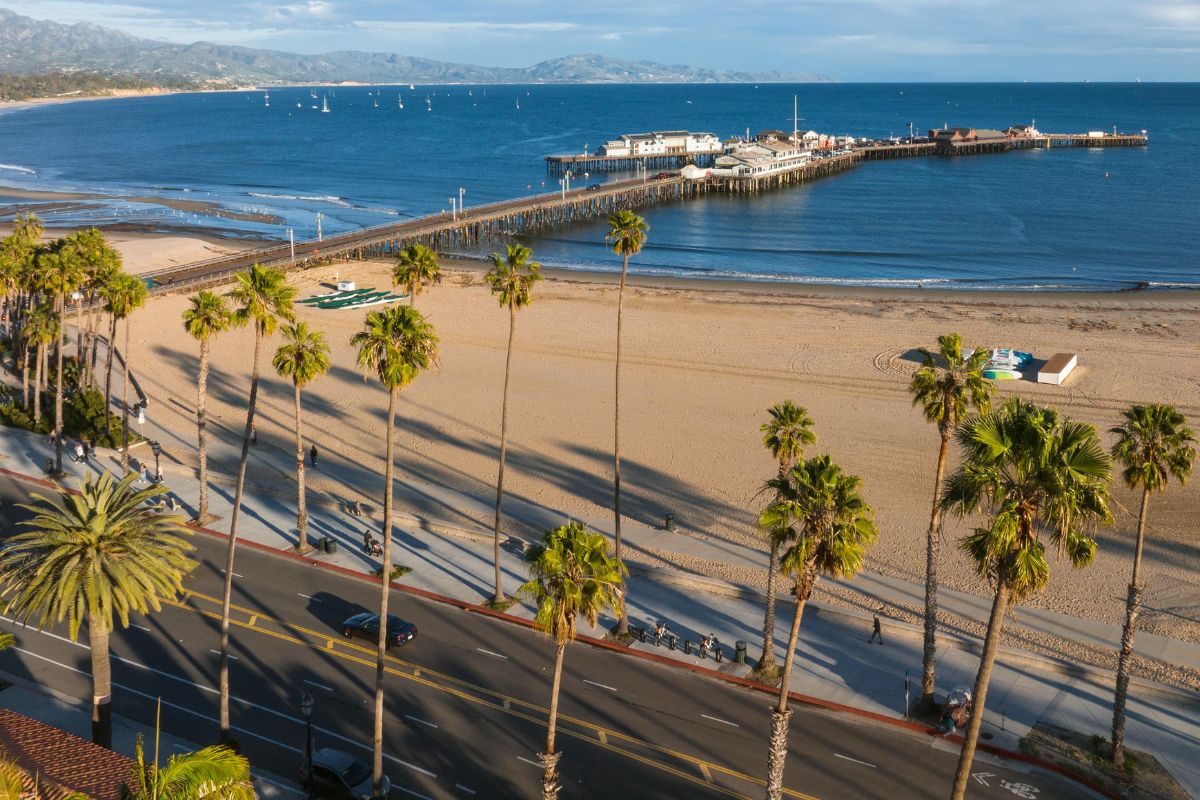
top-left (165, 589), bottom-right (819, 800)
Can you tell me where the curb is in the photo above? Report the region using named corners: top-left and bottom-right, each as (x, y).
top-left (0, 465), bottom-right (1134, 799)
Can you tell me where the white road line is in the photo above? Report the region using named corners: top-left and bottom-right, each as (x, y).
top-left (303, 679), bottom-right (333, 692)
top-left (9, 620), bottom-right (438, 779)
top-left (395, 787), bottom-right (434, 800)
top-left (297, 593), bottom-right (319, 601)
top-left (701, 714), bottom-right (740, 727)
top-left (582, 679), bottom-right (617, 692)
top-left (219, 569), bottom-right (245, 578)
top-left (131, 624), bottom-right (152, 633)
top-left (475, 648), bottom-right (508, 660)
top-left (833, 753), bottom-right (877, 768)
top-left (517, 756), bottom-right (542, 769)
top-left (405, 714), bottom-right (438, 728)
top-left (210, 649), bottom-right (237, 660)
top-left (454, 785), bottom-right (477, 795)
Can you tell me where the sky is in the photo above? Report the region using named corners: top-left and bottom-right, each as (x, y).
top-left (13, 0), bottom-right (1200, 81)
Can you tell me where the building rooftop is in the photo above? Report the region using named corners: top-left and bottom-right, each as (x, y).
top-left (0, 709), bottom-right (133, 800)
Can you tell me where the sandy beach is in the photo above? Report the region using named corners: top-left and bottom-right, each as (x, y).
top-left (101, 249), bottom-right (1200, 658)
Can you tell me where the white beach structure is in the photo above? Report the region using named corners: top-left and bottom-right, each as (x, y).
top-left (709, 140), bottom-right (812, 178)
top-left (598, 131), bottom-right (721, 158)
top-left (1037, 353), bottom-right (1078, 385)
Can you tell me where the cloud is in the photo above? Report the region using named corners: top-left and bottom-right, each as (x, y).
top-left (265, 1), bottom-right (336, 22)
top-left (1142, 3), bottom-right (1200, 26)
top-left (353, 20), bottom-right (580, 33)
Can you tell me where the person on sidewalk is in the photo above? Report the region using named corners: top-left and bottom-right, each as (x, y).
top-left (250, 422), bottom-right (257, 445)
top-left (309, 444), bottom-right (318, 468)
top-left (868, 615), bottom-right (884, 645)
top-left (73, 441), bottom-right (86, 464)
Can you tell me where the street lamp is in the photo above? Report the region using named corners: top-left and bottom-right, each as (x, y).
top-left (300, 692), bottom-right (315, 800)
top-left (458, 186), bottom-right (465, 214)
top-left (288, 227), bottom-right (295, 265)
top-left (150, 440), bottom-right (162, 483)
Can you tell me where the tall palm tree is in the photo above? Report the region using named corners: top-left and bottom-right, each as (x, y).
top-left (755, 402), bottom-right (816, 680)
top-left (759, 454), bottom-right (877, 800)
top-left (519, 521), bottom-right (625, 800)
top-left (126, 727), bottom-right (255, 800)
top-left (0, 471), bottom-right (196, 747)
top-left (22, 303), bottom-right (56, 423)
top-left (97, 267), bottom-right (127, 430)
top-left (62, 229), bottom-right (121, 391)
top-left (218, 264), bottom-right (294, 742)
top-left (37, 242), bottom-right (84, 475)
top-left (484, 243), bottom-right (543, 604)
top-left (103, 273), bottom-right (148, 471)
top-left (182, 291), bottom-right (233, 524)
top-left (0, 212), bottom-right (43, 356)
top-left (941, 398), bottom-right (1111, 800)
top-left (351, 305), bottom-right (438, 797)
top-left (908, 333), bottom-right (992, 707)
top-left (392, 243), bottom-right (441, 307)
top-left (1108, 404), bottom-right (1194, 765)
top-left (604, 209), bottom-right (647, 637)
top-left (273, 322), bottom-right (331, 553)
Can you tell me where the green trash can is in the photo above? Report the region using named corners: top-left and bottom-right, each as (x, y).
top-left (322, 537), bottom-right (337, 554)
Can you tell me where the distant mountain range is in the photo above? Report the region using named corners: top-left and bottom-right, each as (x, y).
top-left (0, 9), bottom-right (830, 85)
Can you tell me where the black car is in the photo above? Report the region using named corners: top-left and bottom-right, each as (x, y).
top-left (586, 183), bottom-right (602, 191)
top-left (340, 612), bottom-right (417, 648)
top-left (300, 747), bottom-right (388, 800)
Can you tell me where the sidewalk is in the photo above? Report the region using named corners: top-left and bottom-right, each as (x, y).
top-left (2, 425), bottom-right (1198, 797)
top-left (0, 678), bottom-right (300, 798)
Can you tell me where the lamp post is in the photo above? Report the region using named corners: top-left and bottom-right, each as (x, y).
top-left (458, 186), bottom-right (465, 215)
top-left (300, 692), bottom-right (315, 800)
top-left (150, 440), bottom-right (162, 483)
top-left (288, 227), bottom-right (295, 265)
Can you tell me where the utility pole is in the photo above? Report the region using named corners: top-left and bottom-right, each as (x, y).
top-left (458, 186), bottom-right (465, 215)
top-left (315, 212), bottom-right (323, 242)
top-left (288, 227), bottom-right (295, 264)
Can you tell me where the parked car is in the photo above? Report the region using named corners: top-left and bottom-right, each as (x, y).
top-left (654, 171), bottom-right (672, 179)
top-left (586, 183), bottom-right (602, 191)
top-left (340, 612), bottom-right (417, 648)
top-left (300, 747), bottom-right (389, 800)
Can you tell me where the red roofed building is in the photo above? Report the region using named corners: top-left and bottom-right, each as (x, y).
top-left (0, 709), bottom-right (133, 799)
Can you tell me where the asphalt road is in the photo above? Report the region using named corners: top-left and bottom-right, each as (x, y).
top-left (0, 473), bottom-right (1092, 799)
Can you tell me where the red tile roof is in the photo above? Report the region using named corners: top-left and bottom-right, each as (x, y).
top-left (0, 709), bottom-right (133, 800)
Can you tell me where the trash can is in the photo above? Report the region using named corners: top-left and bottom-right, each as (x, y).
top-left (735, 640), bottom-right (747, 665)
top-left (664, 513), bottom-right (676, 532)
top-left (321, 537), bottom-right (337, 554)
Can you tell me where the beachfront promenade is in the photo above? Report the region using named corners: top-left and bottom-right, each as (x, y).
top-left (2, 419), bottom-right (1197, 796)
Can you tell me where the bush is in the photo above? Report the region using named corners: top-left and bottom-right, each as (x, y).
top-left (373, 564), bottom-right (412, 581)
top-left (0, 386), bottom-right (138, 448)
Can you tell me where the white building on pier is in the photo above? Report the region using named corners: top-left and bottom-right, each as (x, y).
top-left (598, 131), bottom-right (721, 157)
top-left (710, 139), bottom-right (812, 178)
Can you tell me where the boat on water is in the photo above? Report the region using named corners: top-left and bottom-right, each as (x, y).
top-left (426, 96), bottom-right (432, 112)
top-left (264, 90), bottom-right (270, 107)
top-left (398, 94), bottom-right (404, 109)
top-left (322, 95), bottom-right (331, 113)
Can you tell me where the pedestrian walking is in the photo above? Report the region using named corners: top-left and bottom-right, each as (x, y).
top-left (868, 614), bottom-right (884, 645)
top-left (309, 444), bottom-right (318, 468)
top-left (73, 441), bottom-right (86, 463)
top-left (250, 422), bottom-right (257, 445)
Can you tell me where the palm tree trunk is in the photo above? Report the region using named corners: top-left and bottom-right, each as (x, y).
top-left (373, 386), bottom-right (398, 797)
top-left (104, 313), bottom-right (116, 437)
top-left (294, 381), bottom-right (311, 552)
top-left (491, 305), bottom-right (517, 604)
top-left (196, 338), bottom-right (211, 522)
top-left (765, 588), bottom-right (805, 800)
top-left (119, 316), bottom-right (132, 472)
top-left (613, 252), bottom-right (629, 636)
top-left (88, 617), bottom-right (113, 748)
top-left (1111, 486), bottom-right (1151, 766)
top-left (218, 325), bottom-right (263, 742)
top-left (33, 341), bottom-right (43, 425)
top-left (922, 428), bottom-right (951, 704)
top-left (539, 642), bottom-right (566, 800)
top-left (53, 294), bottom-right (65, 474)
top-left (758, 459), bottom-right (789, 675)
top-left (949, 579), bottom-right (1010, 800)
top-left (75, 294), bottom-right (84, 386)
top-left (21, 344), bottom-right (30, 411)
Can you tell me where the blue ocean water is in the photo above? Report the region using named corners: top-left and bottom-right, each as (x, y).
top-left (0, 82), bottom-right (1196, 290)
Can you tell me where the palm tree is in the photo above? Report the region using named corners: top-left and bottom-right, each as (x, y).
top-left (182, 292), bottom-right (233, 524)
top-left (103, 273), bottom-right (148, 472)
top-left (273, 322), bottom-right (331, 553)
top-left (941, 398), bottom-right (1112, 800)
top-left (1108, 404), bottom-right (1195, 765)
top-left (62, 229), bottom-right (120, 391)
top-left (351, 305), bottom-right (438, 797)
top-left (125, 728), bottom-right (254, 800)
top-left (604, 209), bottom-right (648, 637)
top-left (0, 213), bottom-right (43, 356)
top-left (519, 521), bottom-right (625, 800)
top-left (217, 264), bottom-right (294, 742)
top-left (0, 471), bottom-right (196, 748)
top-left (392, 243), bottom-right (441, 307)
top-left (755, 402), bottom-right (816, 680)
top-left (484, 243), bottom-right (543, 604)
top-left (37, 242), bottom-right (85, 475)
top-left (759, 454), bottom-right (877, 800)
top-left (908, 333), bottom-right (992, 707)
top-left (22, 303), bottom-right (57, 423)
top-left (97, 267), bottom-right (127, 430)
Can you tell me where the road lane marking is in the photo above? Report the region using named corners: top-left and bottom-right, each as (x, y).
top-left (131, 624), bottom-right (152, 633)
top-left (303, 679), bottom-right (333, 692)
top-left (517, 756), bottom-right (541, 769)
top-left (475, 648), bottom-right (508, 660)
top-left (454, 785), bottom-right (477, 795)
top-left (700, 763), bottom-right (714, 783)
top-left (701, 714), bottom-right (740, 727)
top-left (395, 788), bottom-right (433, 800)
top-left (210, 649), bottom-right (237, 660)
top-left (219, 570), bottom-right (245, 578)
top-left (405, 714), bottom-right (437, 728)
top-left (598, 731), bottom-right (608, 745)
top-left (582, 679), bottom-right (616, 692)
top-left (297, 593), bottom-right (319, 601)
top-left (833, 754), bottom-right (877, 768)
top-left (247, 615), bottom-right (258, 626)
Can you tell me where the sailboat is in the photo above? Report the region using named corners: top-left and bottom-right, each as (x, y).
top-left (373, 95), bottom-right (379, 108)
top-left (322, 95), bottom-right (331, 113)
top-left (515, 97), bottom-right (520, 110)
top-left (296, 101), bottom-right (302, 108)
top-left (409, 83), bottom-right (415, 90)
top-left (398, 94), bottom-right (404, 109)
top-left (425, 95), bottom-right (432, 112)
top-left (264, 90), bottom-right (270, 107)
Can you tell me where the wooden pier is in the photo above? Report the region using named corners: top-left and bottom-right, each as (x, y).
top-left (857, 132), bottom-right (1146, 159)
top-left (707, 151), bottom-right (862, 193)
top-left (545, 151), bottom-right (721, 174)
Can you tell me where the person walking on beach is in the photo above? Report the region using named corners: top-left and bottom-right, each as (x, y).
top-left (309, 444), bottom-right (318, 468)
top-left (868, 615), bottom-right (884, 645)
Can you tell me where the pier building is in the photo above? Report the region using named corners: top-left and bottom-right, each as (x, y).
top-left (546, 130), bottom-right (722, 173)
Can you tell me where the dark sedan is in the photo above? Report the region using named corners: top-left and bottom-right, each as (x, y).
top-left (340, 612), bottom-right (417, 648)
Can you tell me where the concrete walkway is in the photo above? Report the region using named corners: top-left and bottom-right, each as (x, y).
top-left (1, 424), bottom-right (1198, 797)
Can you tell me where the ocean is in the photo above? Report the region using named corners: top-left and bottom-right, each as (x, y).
top-left (1, 82), bottom-right (1197, 290)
